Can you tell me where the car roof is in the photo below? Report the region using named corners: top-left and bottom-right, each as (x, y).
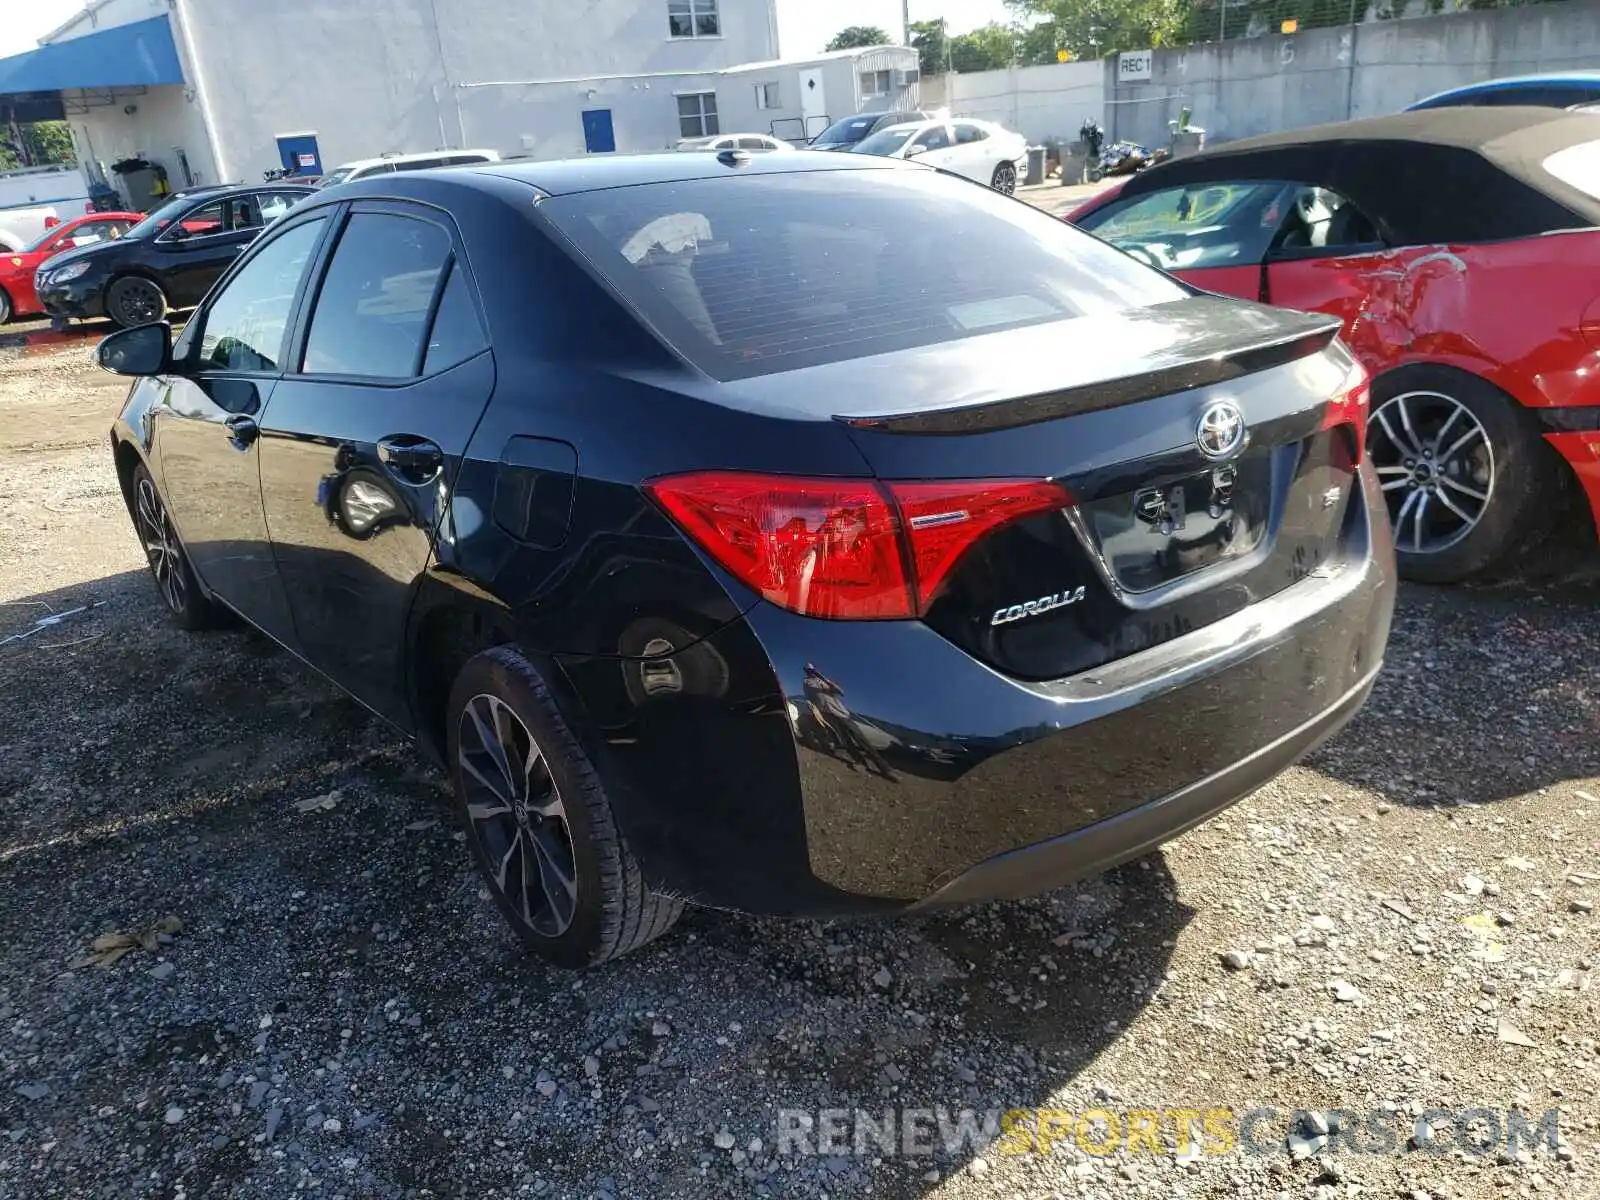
top-left (1409, 71), bottom-right (1600, 107)
top-left (463, 150), bottom-right (910, 197)
top-left (333, 149), bottom-right (499, 170)
top-left (174, 182), bottom-right (316, 202)
top-left (1107, 106), bottom-right (1600, 244)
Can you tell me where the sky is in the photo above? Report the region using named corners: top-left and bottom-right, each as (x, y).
top-left (0, 0), bottom-right (82, 57)
top-left (0, 1), bottom-right (1013, 61)
top-left (777, 0), bottom-right (1012, 57)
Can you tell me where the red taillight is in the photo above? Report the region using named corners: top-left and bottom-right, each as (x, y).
top-left (645, 472), bottom-right (1071, 620)
top-left (887, 479), bottom-right (1071, 609)
top-left (1321, 359), bottom-right (1371, 460)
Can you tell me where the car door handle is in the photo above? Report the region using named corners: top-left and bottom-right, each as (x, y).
top-left (225, 415), bottom-right (259, 447)
top-left (378, 436), bottom-right (444, 484)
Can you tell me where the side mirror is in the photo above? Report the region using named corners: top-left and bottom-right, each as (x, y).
top-left (96, 322), bottom-right (174, 376)
top-left (167, 224), bottom-right (190, 242)
top-left (904, 144), bottom-right (927, 158)
top-left (58, 237), bottom-right (77, 250)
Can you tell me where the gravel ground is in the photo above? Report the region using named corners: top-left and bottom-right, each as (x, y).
top-left (0, 338), bottom-right (1597, 1200)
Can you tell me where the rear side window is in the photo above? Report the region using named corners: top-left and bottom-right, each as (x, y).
top-left (423, 263), bottom-right (487, 373)
top-left (1078, 180), bottom-right (1295, 271)
top-left (543, 169), bottom-right (1184, 380)
top-left (1542, 138), bottom-right (1600, 200)
top-left (302, 213), bottom-right (452, 378)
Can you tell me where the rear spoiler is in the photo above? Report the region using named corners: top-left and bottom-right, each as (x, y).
top-left (835, 320), bottom-right (1341, 435)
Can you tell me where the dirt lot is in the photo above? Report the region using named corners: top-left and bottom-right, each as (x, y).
top-left (0, 330), bottom-right (1597, 1200)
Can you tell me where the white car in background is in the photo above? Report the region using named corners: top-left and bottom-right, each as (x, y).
top-left (675, 133), bottom-right (792, 153)
top-left (850, 118), bottom-right (1029, 195)
top-left (317, 149), bottom-right (501, 188)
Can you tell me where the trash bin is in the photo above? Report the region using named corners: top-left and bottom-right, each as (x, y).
top-left (1024, 146), bottom-right (1046, 187)
top-left (1059, 140), bottom-right (1086, 186)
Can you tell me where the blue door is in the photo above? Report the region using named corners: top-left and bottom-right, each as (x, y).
top-left (581, 109), bottom-right (616, 154)
top-left (275, 133), bottom-right (323, 177)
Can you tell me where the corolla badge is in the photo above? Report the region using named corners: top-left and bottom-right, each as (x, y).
top-left (1195, 399), bottom-right (1247, 460)
top-left (991, 586), bottom-right (1086, 626)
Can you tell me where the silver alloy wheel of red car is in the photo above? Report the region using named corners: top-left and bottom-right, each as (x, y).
top-left (1367, 389), bottom-right (1496, 555)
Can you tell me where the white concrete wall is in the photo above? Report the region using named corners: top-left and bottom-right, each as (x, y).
top-left (929, 60), bottom-right (1104, 142)
top-left (926, 3), bottom-right (1600, 151)
top-left (1107, 3), bottom-right (1600, 147)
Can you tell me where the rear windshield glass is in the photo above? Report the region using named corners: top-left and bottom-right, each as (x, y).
top-left (1542, 139), bottom-right (1600, 200)
top-left (814, 116), bottom-right (880, 144)
top-left (542, 169), bottom-right (1185, 380)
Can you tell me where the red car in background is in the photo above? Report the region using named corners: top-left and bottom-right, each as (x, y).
top-left (1067, 107), bottom-right (1600, 583)
top-left (0, 211), bottom-right (143, 323)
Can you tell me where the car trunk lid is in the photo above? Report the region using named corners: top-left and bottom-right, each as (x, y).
top-left (827, 298), bottom-right (1363, 681)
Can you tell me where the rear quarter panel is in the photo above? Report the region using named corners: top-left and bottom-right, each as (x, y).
top-left (1267, 231), bottom-right (1600, 414)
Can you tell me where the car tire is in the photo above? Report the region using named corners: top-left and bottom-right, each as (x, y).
top-left (991, 161), bottom-right (1017, 195)
top-left (0, 286), bottom-right (12, 325)
top-left (447, 645), bottom-right (683, 969)
top-left (130, 463), bottom-right (218, 630)
top-left (1366, 365), bottom-right (1551, 584)
top-left (106, 275), bottom-right (168, 329)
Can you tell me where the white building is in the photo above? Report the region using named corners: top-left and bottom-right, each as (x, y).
top-left (0, 0), bottom-right (921, 201)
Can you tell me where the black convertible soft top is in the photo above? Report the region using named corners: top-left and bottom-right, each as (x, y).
top-left (1112, 107), bottom-right (1600, 245)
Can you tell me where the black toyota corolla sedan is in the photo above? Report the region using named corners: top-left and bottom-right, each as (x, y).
top-left (99, 151), bottom-right (1395, 968)
top-left (37, 182), bottom-right (314, 328)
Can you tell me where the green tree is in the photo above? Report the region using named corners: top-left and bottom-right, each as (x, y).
top-left (949, 23), bottom-right (1018, 72)
top-left (1016, 20), bottom-right (1068, 64)
top-left (909, 19), bottom-right (950, 74)
top-left (825, 25), bottom-right (891, 51)
top-left (24, 121), bottom-right (75, 166)
top-left (1005, 0), bottom-right (1188, 58)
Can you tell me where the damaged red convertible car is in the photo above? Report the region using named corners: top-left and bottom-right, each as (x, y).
top-left (1068, 108), bottom-right (1600, 582)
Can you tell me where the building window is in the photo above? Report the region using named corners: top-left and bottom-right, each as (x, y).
top-left (677, 92), bottom-right (720, 138)
top-left (860, 70), bottom-right (893, 97)
top-left (668, 0), bottom-right (719, 38)
top-left (755, 81), bottom-right (780, 110)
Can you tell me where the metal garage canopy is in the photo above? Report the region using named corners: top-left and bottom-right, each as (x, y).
top-left (0, 15), bottom-right (183, 104)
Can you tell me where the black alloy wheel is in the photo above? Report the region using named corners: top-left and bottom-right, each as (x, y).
top-left (991, 161), bottom-right (1018, 195)
top-left (106, 276), bottom-right (167, 329)
top-left (130, 464), bottom-right (215, 629)
top-left (457, 691), bottom-right (579, 939)
top-left (447, 646), bottom-right (683, 968)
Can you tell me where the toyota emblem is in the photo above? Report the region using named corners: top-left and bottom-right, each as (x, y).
top-left (1195, 399), bottom-right (1246, 460)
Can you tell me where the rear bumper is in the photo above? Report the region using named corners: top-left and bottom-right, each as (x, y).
top-left (909, 666), bottom-right (1376, 909)
top-left (559, 462), bottom-right (1395, 917)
